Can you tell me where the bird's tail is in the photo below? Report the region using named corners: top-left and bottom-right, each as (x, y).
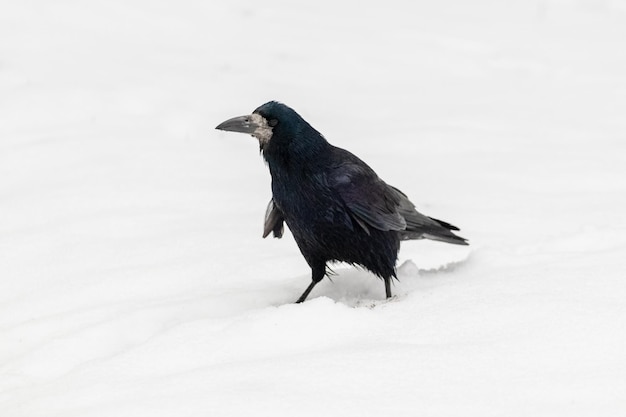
top-left (423, 216), bottom-right (468, 245)
top-left (388, 185), bottom-right (468, 245)
top-left (400, 216), bottom-right (469, 245)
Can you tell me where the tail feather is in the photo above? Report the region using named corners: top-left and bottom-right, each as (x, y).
top-left (401, 216), bottom-right (468, 245)
top-left (400, 228), bottom-right (468, 245)
top-left (388, 185), bottom-right (469, 246)
top-left (429, 216), bottom-right (460, 231)
top-left (422, 232), bottom-right (468, 245)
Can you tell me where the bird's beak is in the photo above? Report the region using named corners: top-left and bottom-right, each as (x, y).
top-left (215, 115), bottom-right (259, 134)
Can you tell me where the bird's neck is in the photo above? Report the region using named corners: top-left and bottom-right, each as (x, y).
top-left (263, 130), bottom-right (330, 177)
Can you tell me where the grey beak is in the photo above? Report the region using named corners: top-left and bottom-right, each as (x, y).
top-left (215, 115), bottom-right (258, 134)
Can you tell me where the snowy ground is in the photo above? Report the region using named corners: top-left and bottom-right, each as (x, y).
top-left (2, 1), bottom-right (626, 416)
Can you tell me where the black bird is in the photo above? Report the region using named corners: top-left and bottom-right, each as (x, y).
top-left (216, 101), bottom-right (467, 303)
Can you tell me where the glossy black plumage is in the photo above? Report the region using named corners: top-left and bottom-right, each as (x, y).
top-left (216, 101), bottom-right (467, 302)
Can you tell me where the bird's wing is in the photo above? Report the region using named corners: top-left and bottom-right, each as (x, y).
top-left (328, 159), bottom-right (407, 233)
top-left (388, 185), bottom-right (442, 231)
top-left (328, 151), bottom-right (467, 245)
top-left (263, 198), bottom-right (285, 238)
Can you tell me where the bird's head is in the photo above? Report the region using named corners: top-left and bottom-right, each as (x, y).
top-left (215, 101), bottom-right (322, 153)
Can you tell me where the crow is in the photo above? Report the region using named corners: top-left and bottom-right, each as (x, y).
top-left (216, 101), bottom-right (467, 303)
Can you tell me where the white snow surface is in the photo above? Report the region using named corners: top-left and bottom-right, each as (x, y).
top-left (2, 1), bottom-right (626, 416)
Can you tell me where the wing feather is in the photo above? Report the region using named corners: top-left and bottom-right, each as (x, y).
top-left (263, 198), bottom-right (285, 238)
top-left (327, 150), bottom-right (467, 245)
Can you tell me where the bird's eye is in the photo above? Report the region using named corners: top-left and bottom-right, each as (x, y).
top-left (268, 119), bottom-right (278, 127)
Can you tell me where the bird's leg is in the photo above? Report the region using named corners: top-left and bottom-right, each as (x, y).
top-left (296, 281), bottom-right (317, 303)
top-left (295, 262), bottom-right (326, 303)
top-left (384, 276), bottom-right (392, 299)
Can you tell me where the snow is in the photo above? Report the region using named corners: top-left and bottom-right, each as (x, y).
top-left (1, 0), bottom-right (626, 415)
